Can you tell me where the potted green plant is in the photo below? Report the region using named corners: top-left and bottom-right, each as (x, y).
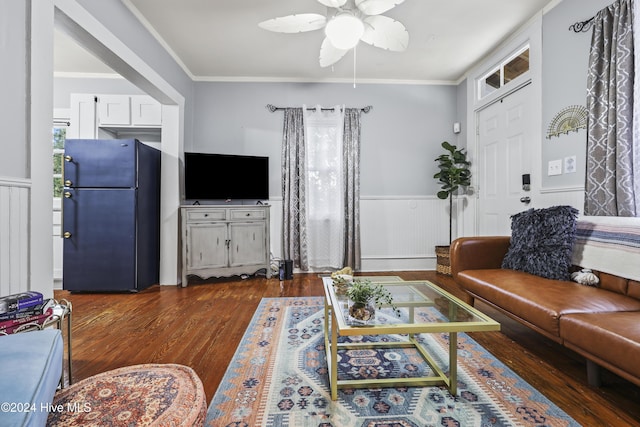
top-left (433, 141), bottom-right (471, 274)
top-left (346, 279), bottom-right (399, 324)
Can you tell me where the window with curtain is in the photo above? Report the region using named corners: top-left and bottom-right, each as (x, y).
top-left (281, 105), bottom-right (362, 272)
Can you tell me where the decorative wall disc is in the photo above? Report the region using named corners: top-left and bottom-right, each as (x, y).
top-left (546, 105), bottom-right (588, 139)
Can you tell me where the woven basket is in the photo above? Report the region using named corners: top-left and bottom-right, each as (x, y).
top-left (435, 245), bottom-right (452, 276)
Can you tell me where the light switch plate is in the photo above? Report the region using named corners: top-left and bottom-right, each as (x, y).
top-left (548, 159), bottom-right (562, 176)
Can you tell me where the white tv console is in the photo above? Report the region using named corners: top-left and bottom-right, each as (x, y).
top-left (180, 205), bottom-right (271, 286)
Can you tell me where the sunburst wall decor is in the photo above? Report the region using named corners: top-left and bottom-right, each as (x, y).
top-left (546, 105), bottom-right (588, 139)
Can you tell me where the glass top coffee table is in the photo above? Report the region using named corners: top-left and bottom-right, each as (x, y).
top-left (322, 277), bottom-right (500, 400)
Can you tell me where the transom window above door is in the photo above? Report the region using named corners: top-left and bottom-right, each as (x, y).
top-left (478, 45), bottom-right (530, 99)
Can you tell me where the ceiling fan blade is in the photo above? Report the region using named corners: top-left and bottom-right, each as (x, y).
top-left (356, 0), bottom-right (405, 16)
top-left (258, 14), bottom-right (326, 33)
top-left (319, 37), bottom-right (349, 67)
top-left (317, 0), bottom-right (348, 8)
top-left (361, 15), bottom-right (408, 51)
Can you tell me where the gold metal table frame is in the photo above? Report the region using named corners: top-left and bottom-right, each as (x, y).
top-left (322, 277), bottom-right (500, 401)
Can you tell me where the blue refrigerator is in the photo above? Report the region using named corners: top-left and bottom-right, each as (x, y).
top-left (62, 139), bottom-right (161, 292)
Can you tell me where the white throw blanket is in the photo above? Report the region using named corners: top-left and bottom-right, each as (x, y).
top-left (571, 216), bottom-right (640, 281)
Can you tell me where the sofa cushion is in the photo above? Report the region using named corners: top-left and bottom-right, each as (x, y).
top-left (502, 205), bottom-right (579, 280)
top-left (0, 329), bottom-right (63, 427)
top-left (457, 269), bottom-right (640, 337)
top-left (560, 312), bottom-right (640, 382)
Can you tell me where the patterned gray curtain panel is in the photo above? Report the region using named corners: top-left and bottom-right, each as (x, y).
top-left (343, 108), bottom-right (362, 270)
top-left (281, 108), bottom-right (309, 270)
top-left (585, 0), bottom-right (637, 216)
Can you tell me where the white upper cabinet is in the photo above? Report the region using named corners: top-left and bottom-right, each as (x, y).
top-left (68, 94), bottom-right (97, 139)
top-left (68, 94), bottom-right (163, 140)
top-left (131, 96), bottom-right (162, 126)
top-left (98, 95), bottom-right (161, 127)
top-left (98, 95), bottom-right (131, 126)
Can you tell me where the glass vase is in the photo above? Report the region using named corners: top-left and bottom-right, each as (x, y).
top-left (348, 299), bottom-right (375, 324)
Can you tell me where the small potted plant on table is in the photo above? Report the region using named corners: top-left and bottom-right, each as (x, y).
top-left (346, 279), bottom-right (398, 324)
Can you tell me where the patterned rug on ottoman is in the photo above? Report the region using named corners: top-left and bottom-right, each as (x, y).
top-left (207, 297), bottom-right (580, 427)
top-left (48, 363), bottom-right (206, 426)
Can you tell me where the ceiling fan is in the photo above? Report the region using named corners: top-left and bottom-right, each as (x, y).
top-left (258, 0), bottom-right (409, 67)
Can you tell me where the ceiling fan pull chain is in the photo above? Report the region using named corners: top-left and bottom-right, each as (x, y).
top-left (353, 46), bottom-right (357, 88)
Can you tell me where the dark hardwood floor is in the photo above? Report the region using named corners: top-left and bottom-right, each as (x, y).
top-left (54, 271), bottom-right (640, 426)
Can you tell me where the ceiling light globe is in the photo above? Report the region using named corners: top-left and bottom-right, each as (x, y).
top-left (325, 13), bottom-right (364, 50)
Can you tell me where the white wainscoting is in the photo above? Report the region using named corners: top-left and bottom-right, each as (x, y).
top-left (0, 178), bottom-right (30, 296)
top-left (261, 190), bottom-right (587, 274)
top-left (360, 196), bottom-right (451, 271)
top-left (538, 187), bottom-right (585, 213)
top-left (268, 196), bottom-right (452, 272)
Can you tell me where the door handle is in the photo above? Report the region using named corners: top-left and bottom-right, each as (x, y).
top-left (61, 191), bottom-right (72, 237)
top-left (520, 196), bottom-right (531, 204)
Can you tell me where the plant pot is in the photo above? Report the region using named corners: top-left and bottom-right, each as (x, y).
top-left (348, 300), bottom-right (375, 324)
top-left (435, 245), bottom-right (452, 276)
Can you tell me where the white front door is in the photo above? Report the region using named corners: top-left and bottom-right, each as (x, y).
top-left (477, 84), bottom-right (533, 236)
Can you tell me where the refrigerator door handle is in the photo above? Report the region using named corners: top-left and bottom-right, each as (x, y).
top-left (62, 154), bottom-right (73, 188)
top-left (61, 190), bottom-right (73, 238)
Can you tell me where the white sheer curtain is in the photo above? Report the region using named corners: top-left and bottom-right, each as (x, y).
top-left (303, 105), bottom-right (345, 270)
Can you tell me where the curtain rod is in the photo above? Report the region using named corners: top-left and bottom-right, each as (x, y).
top-left (569, 16), bottom-right (594, 33)
top-left (266, 104), bottom-right (372, 113)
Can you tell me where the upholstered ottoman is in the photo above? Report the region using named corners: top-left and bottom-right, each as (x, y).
top-left (0, 329), bottom-right (63, 427)
top-left (47, 363), bottom-right (206, 426)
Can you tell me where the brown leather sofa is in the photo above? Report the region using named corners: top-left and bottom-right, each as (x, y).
top-left (450, 236), bottom-right (640, 388)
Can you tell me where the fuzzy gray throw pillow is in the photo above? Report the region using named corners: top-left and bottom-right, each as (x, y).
top-left (502, 205), bottom-right (579, 280)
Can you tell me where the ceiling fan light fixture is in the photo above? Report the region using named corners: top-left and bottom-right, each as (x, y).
top-left (325, 12), bottom-right (364, 50)
top-left (258, 0), bottom-right (408, 68)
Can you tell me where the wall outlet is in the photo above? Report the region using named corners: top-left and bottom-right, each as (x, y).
top-left (564, 155), bottom-right (577, 173)
top-left (548, 159), bottom-right (562, 176)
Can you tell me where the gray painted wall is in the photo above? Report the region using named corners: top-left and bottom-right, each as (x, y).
top-left (455, 78), bottom-right (468, 148)
top-left (190, 82), bottom-right (459, 198)
top-left (50, 0), bottom-right (607, 200)
top-left (541, 0), bottom-right (612, 188)
top-left (0, 2), bottom-right (28, 179)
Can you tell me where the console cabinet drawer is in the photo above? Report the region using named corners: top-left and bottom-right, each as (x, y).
top-left (230, 209), bottom-right (266, 220)
top-left (186, 210), bottom-right (226, 222)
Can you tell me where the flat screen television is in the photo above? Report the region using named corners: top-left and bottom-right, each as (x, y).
top-left (184, 152), bottom-right (269, 201)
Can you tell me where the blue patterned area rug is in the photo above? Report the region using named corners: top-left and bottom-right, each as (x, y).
top-left (206, 297), bottom-right (579, 427)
